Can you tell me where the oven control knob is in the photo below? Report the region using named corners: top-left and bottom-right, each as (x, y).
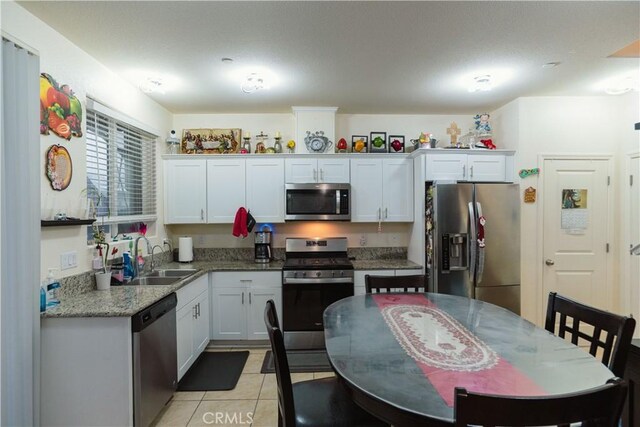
top-left (316, 272), bottom-right (321, 277)
top-left (340, 271), bottom-right (344, 276)
top-left (332, 271), bottom-right (335, 277)
top-left (302, 272), bottom-right (307, 277)
top-left (294, 272), bottom-right (298, 278)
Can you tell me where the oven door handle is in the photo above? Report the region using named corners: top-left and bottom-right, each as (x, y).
top-left (283, 278), bottom-right (354, 285)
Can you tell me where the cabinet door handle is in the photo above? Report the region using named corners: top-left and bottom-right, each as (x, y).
top-left (313, 169), bottom-right (317, 181)
top-left (240, 279), bottom-right (253, 283)
top-left (242, 292), bottom-right (244, 305)
top-left (377, 208), bottom-right (381, 220)
top-left (196, 302), bottom-right (200, 318)
top-left (193, 305), bottom-right (197, 319)
top-left (385, 208), bottom-right (388, 219)
top-left (462, 165), bottom-right (466, 179)
top-left (249, 292), bottom-right (252, 304)
top-left (320, 169), bottom-right (324, 181)
top-left (470, 165), bottom-right (474, 178)
top-left (201, 209), bottom-right (204, 221)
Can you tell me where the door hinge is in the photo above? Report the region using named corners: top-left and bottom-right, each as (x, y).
top-left (607, 176), bottom-right (610, 186)
top-left (606, 243), bottom-right (610, 253)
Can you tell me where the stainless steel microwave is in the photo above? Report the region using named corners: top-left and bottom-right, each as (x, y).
top-left (285, 183), bottom-right (351, 221)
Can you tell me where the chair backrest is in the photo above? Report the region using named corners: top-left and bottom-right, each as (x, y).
top-left (264, 300), bottom-right (295, 427)
top-left (365, 274), bottom-right (426, 294)
top-left (545, 292), bottom-right (636, 377)
top-left (454, 377), bottom-right (628, 427)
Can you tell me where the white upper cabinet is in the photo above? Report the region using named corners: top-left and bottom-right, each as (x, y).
top-left (246, 158), bottom-right (285, 223)
top-left (164, 159), bottom-right (207, 223)
top-left (351, 159), bottom-right (384, 222)
top-left (207, 159), bottom-right (246, 223)
top-left (425, 154), bottom-right (467, 181)
top-left (425, 152), bottom-right (509, 182)
top-left (351, 158), bottom-right (413, 222)
top-left (382, 158), bottom-right (414, 222)
top-left (285, 158), bottom-right (349, 183)
top-left (467, 154), bottom-right (506, 182)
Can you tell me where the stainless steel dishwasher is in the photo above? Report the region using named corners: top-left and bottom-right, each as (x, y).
top-left (132, 293), bottom-right (178, 427)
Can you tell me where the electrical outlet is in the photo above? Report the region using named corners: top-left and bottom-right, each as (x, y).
top-left (60, 251), bottom-right (78, 270)
top-left (359, 235), bottom-right (367, 247)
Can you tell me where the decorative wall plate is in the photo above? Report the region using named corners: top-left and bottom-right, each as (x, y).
top-left (45, 145), bottom-right (73, 191)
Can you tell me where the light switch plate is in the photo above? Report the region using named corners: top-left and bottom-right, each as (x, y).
top-left (60, 251), bottom-right (77, 270)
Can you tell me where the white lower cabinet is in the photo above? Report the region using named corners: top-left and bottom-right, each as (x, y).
top-left (176, 274), bottom-right (210, 380)
top-left (210, 271), bottom-right (282, 340)
top-left (354, 269), bottom-right (423, 295)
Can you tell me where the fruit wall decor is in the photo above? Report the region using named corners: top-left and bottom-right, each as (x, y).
top-left (40, 73), bottom-right (82, 140)
top-left (45, 145), bottom-right (73, 191)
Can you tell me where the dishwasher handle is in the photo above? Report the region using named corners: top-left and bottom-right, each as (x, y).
top-left (132, 293), bottom-right (178, 333)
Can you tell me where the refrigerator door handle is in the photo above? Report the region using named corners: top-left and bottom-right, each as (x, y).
top-left (476, 202), bottom-right (485, 283)
top-left (468, 202), bottom-right (477, 282)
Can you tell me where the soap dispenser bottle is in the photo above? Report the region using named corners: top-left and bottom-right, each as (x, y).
top-left (46, 268), bottom-right (60, 308)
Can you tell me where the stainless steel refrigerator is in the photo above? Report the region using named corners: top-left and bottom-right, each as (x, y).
top-left (426, 183), bottom-right (520, 314)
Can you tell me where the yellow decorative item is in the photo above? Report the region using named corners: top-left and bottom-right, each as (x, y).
top-left (287, 140), bottom-right (296, 153)
top-left (354, 139), bottom-right (365, 152)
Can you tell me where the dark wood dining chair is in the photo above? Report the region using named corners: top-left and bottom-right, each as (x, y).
top-left (365, 274), bottom-right (426, 294)
top-left (454, 377), bottom-right (628, 427)
top-left (264, 300), bottom-right (387, 427)
top-left (545, 292), bottom-right (636, 377)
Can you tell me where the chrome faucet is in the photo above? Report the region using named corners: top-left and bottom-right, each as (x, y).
top-left (133, 236), bottom-right (152, 277)
top-left (632, 243), bottom-right (640, 256)
top-left (150, 245), bottom-right (164, 271)
top-left (163, 239), bottom-right (173, 260)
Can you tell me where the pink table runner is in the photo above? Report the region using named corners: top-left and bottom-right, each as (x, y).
top-left (373, 293), bottom-right (546, 406)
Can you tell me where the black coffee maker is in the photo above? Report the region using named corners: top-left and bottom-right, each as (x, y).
top-left (254, 228), bottom-right (272, 263)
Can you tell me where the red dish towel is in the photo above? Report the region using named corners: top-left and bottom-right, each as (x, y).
top-left (232, 207), bottom-right (248, 238)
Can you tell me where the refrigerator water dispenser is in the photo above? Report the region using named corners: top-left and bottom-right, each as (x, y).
top-left (441, 233), bottom-right (468, 272)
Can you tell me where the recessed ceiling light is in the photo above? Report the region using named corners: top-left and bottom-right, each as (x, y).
top-left (468, 75), bottom-right (492, 92)
top-left (221, 57), bottom-right (234, 64)
top-left (542, 62), bottom-right (561, 68)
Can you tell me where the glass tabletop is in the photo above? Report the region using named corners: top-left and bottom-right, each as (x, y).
top-left (323, 293), bottom-right (614, 424)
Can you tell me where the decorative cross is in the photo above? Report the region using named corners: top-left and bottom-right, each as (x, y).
top-left (447, 122), bottom-right (461, 144)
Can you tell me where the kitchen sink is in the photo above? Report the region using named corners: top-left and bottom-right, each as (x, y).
top-left (146, 269), bottom-right (198, 278)
top-left (125, 276), bottom-right (179, 286)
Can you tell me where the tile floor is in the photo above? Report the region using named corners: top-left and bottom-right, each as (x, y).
top-left (151, 347), bottom-right (335, 427)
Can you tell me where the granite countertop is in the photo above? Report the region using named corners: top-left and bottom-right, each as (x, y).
top-left (42, 258), bottom-right (420, 319)
top-left (352, 259), bottom-right (421, 270)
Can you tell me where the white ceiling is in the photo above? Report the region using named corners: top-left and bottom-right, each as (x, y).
top-left (18, 1), bottom-right (640, 114)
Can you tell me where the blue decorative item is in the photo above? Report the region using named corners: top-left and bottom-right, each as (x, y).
top-left (474, 113), bottom-right (492, 134)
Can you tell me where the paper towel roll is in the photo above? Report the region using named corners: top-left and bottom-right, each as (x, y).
top-left (178, 237), bottom-right (193, 262)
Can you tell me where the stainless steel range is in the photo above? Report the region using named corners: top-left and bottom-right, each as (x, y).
top-left (282, 237), bottom-right (354, 349)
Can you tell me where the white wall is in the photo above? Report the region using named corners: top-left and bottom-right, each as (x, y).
top-left (492, 96), bottom-right (629, 323)
top-left (1, 2), bottom-right (173, 279)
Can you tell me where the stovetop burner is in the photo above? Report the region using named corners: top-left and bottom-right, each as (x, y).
top-left (283, 257), bottom-right (353, 270)
top-left (283, 237), bottom-right (353, 271)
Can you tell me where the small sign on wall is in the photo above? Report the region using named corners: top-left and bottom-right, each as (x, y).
top-left (524, 187), bottom-right (536, 203)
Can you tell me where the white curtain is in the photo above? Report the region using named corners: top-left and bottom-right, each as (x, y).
top-left (1, 37), bottom-right (41, 426)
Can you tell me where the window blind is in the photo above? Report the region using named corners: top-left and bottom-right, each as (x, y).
top-left (86, 104), bottom-right (157, 225)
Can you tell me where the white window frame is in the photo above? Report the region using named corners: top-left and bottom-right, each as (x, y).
top-left (85, 98), bottom-right (158, 242)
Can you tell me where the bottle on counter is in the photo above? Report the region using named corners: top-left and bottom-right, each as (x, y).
top-left (123, 252), bottom-right (134, 282)
top-left (40, 280), bottom-right (47, 313)
top-left (45, 268), bottom-right (60, 309)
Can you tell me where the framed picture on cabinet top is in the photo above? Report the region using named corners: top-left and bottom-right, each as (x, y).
top-left (369, 131), bottom-right (387, 153)
top-left (181, 128), bottom-right (241, 154)
top-left (388, 135), bottom-right (405, 153)
top-left (351, 135), bottom-right (368, 153)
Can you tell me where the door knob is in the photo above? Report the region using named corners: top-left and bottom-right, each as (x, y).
top-left (545, 259), bottom-right (555, 266)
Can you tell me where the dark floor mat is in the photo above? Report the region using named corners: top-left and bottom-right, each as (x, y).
top-left (261, 350), bottom-right (333, 373)
top-left (178, 351), bottom-right (249, 391)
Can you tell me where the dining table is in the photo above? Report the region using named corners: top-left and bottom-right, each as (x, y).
top-left (323, 293), bottom-right (615, 426)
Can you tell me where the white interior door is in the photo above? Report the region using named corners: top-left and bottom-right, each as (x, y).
top-left (542, 159), bottom-right (611, 314)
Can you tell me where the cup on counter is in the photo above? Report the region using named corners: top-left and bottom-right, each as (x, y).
top-left (95, 271), bottom-right (111, 291)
